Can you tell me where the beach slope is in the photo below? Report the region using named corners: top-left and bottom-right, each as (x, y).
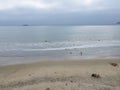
top-left (0, 59), bottom-right (120, 90)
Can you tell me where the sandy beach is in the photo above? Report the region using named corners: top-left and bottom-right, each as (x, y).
top-left (0, 59), bottom-right (120, 90)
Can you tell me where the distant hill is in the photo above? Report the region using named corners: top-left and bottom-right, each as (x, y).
top-left (116, 22), bottom-right (120, 24)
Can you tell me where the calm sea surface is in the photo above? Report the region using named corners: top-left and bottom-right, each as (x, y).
top-left (0, 25), bottom-right (120, 65)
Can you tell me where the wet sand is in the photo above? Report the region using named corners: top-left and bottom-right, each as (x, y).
top-left (0, 59), bottom-right (120, 90)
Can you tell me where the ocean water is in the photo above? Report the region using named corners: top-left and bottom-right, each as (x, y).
top-left (0, 25), bottom-right (120, 64)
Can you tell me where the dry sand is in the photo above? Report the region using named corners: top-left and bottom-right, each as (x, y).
top-left (0, 59), bottom-right (120, 90)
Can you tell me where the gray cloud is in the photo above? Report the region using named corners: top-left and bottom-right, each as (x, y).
top-left (0, 0), bottom-right (120, 25)
top-left (0, 0), bottom-right (119, 11)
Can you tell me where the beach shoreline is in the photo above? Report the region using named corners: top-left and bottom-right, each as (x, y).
top-left (0, 56), bottom-right (120, 66)
top-left (0, 58), bottom-right (120, 90)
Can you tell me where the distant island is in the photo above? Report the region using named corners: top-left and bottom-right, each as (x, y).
top-left (22, 24), bottom-right (29, 26)
top-left (116, 22), bottom-right (120, 24)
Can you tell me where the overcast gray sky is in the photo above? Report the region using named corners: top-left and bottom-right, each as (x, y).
top-left (0, 0), bottom-right (120, 25)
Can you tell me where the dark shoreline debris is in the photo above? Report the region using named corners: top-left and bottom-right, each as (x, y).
top-left (91, 74), bottom-right (101, 78)
top-left (110, 63), bottom-right (119, 67)
top-left (46, 88), bottom-right (50, 90)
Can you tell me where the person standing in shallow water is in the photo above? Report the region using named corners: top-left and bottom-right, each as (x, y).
top-left (80, 52), bottom-right (83, 56)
